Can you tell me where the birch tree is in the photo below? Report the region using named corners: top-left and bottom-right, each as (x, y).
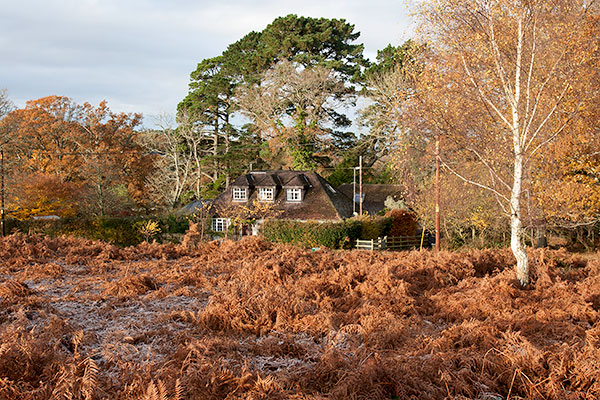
top-left (411, 0), bottom-right (599, 285)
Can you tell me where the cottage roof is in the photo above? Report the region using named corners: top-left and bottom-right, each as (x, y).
top-left (337, 184), bottom-right (405, 215)
top-left (212, 170), bottom-right (354, 221)
top-left (176, 199), bottom-right (213, 215)
top-left (231, 174), bottom-right (256, 187)
top-left (283, 173), bottom-right (310, 188)
top-left (254, 173), bottom-right (281, 187)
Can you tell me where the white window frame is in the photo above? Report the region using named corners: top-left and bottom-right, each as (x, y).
top-left (286, 188), bottom-right (302, 202)
top-left (258, 187), bottom-right (274, 201)
top-left (212, 218), bottom-right (228, 232)
top-left (232, 187), bottom-right (247, 202)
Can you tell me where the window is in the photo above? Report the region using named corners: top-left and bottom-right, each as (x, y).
top-left (258, 187), bottom-right (274, 201)
top-left (212, 218), bottom-right (228, 232)
top-left (232, 187), bottom-right (247, 201)
top-left (287, 188), bottom-right (302, 202)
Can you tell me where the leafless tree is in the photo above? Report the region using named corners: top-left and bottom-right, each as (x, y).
top-left (139, 114), bottom-right (194, 209)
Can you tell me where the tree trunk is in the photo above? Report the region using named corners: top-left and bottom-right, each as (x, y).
top-left (213, 117), bottom-right (219, 182)
top-left (511, 150), bottom-right (529, 286)
top-left (535, 221), bottom-right (547, 248)
top-left (510, 16), bottom-right (529, 287)
top-left (97, 180), bottom-right (105, 217)
top-left (224, 113), bottom-right (230, 189)
top-left (193, 140), bottom-right (202, 200)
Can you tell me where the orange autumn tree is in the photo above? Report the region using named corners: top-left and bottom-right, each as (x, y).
top-left (75, 100), bottom-right (152, 216)
top-left (3, 96), bottom-right (81, 178)
top-left (11, 173), bottom-right (80, 220)
top-left (0, 96), bottom-right (151, 217)
top-left (1, 96), bottom-right (82, 218)
top-left (406, 0), bottom-right (599, 285)
top-left (535, 137), bottom-right (600, 226)
top-left (532, 32), bottom-right (600, 229)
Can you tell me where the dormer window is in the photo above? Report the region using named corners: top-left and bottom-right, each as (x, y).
top-left (286, 188), bottom-right (302, 202)
top-left (232, 187), bottom-right (247, 202)
top-left (258, 187), bottom-right (274, 201)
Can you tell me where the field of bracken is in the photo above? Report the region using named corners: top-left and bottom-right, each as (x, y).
top-left (0, 229), bottom-right (599, 399)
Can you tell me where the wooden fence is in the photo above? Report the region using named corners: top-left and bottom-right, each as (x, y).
top-left (355, 235), bottom-right (424, 251)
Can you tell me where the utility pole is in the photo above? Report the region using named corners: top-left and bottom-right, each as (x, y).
top-left (352, 167), bottom-right (356, 215)
top-left (1, 148), bottom-right (5, 237)
top-left (435, 137), bottom-right (440, 252)
top-left (359, 156), bottom-right (363, 216)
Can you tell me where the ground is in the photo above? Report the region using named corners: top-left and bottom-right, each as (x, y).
top-left (0, 234), bottom-right (599, 399)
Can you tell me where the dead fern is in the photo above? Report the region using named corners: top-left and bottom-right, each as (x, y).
top-left (0, 234), bottom-right (599, 399)
top-left (80, 358), bottom-right (99, 400)
top-left (139, 380), bottom-right (182, 400)
top-left (102, 274), bottom-right (158, 297)
top-left (0, 280), bottom-right (35, 299)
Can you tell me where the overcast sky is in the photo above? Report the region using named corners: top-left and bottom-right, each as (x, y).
top-left (1, 0), bottom-right (415, 125)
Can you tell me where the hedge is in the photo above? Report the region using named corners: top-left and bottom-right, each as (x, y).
top-left (4, 215), bottom-right (190, 247)
top-left (263, 213), bottom-right (419, 249)
top-left (262, 219), bottom-right (362, 249)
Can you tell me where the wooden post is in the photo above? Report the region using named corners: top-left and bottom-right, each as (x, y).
top-left (353, 167), bottom-right (356, 215)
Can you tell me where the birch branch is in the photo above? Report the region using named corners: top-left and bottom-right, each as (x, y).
top-left (462, 56), bottom-right (513, 131)
top-left (466, 146), bottom-right (512, 191)
top-left (522, 49), bottom-right (567, 145)
top-left (489, 11), bottom-right (515, 106)
top-left (525, 109), bottom-right (578, 166)
top-left (524, 83), bottom-right (570, 154)
top-left (439, 156), bottom-right (510, 203)
top-left (523, 19), bottom-right (537, 128)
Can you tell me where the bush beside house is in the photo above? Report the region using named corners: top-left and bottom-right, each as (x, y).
top-left (263, 220), bottom-right (362, 249)
top-left (385, 209), bottom-right (419, 236)
top-left (262, 210), bottom-right (419, 249)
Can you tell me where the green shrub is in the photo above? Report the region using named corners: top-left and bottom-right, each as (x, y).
top-left (263, 217), bottom-right (402, 249)
top-left (263, 219), bottom-right (361, 249)
top-left (4, 215), bottom-right (190, 247)
top-left (157, 214), bottom-right (189, 234)
top-left (88, 218), bottom-right (141, 245)
top-left (351, 215), bottom-right (392, 240)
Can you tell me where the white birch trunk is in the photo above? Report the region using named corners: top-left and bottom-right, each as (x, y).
top-left (510, 16), bottom-right (529, 286)
top-left (510, 150), bottom-right (529, 286)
